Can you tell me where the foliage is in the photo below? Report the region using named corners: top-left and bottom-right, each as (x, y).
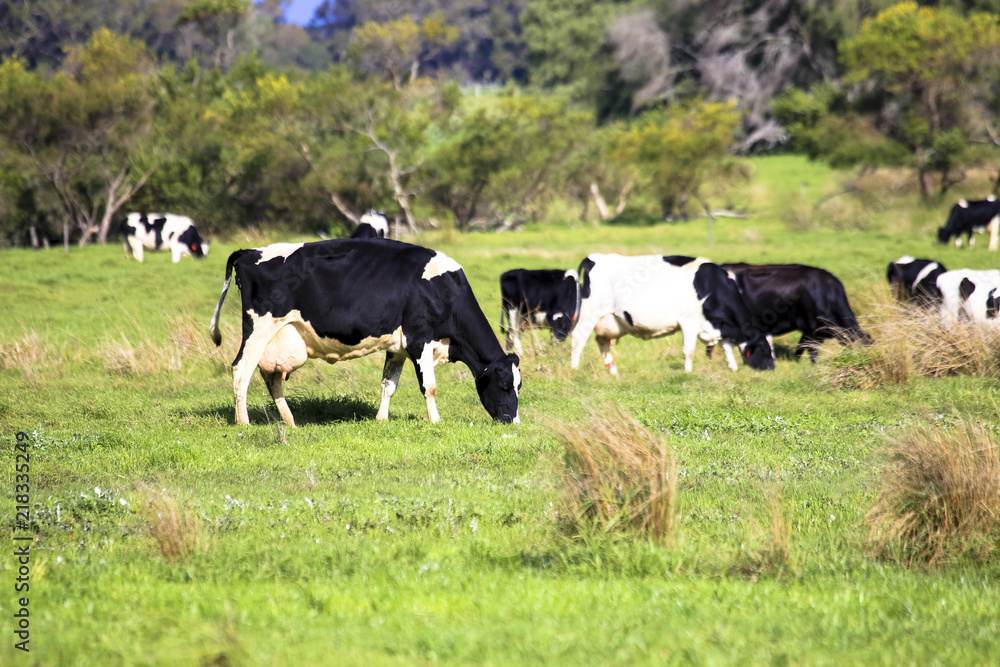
top-left (613, 100), bottom-right (742, 218)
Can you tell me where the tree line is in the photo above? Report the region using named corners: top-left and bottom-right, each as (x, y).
top-left (1, 0), bottom-right (998, 247)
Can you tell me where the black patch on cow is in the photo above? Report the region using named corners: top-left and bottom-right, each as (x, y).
top-left (577, 257), bottom-right (595, 299)
top-left (138, 214), bottom-right (168, 249)
top-left (663, 255), bottom-right (696, 267)
top-left (988, 289), bottom-right (1000, 319)
top-left (623, 310), bottom-right (633, 326)
top-left (177, 226), bottom-right (206, 258)
top-left (120, 219), bottom-right (136, 239)
top-left (959, 277), bottom-right (976, 302)
top-left (351, 223), bottom-right (384, 239)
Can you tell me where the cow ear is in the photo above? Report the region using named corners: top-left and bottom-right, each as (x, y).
top-left (506, 352), bottom-right (520, 367)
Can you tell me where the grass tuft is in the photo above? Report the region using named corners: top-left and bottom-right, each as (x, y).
top-left (867, 418), bottom-right (1000, 567)
top-left (553, 405), bottom-right (677, 545)
top-left (730, 484), bottom-right (793, 578)
top-left (139, 487), bottom-right (209, 561)
top-left (0, 330), bottom-right (51, 375)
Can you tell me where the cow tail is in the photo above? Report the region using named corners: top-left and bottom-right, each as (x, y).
top-left (209, 250), bottom-right (249, 347)
top-left (575, 257), bottom-right (594, 324)
top-left (499, 301), bottom-right (508, 336)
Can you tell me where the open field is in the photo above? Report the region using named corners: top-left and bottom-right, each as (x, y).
top-left (3, 156), bottom-right (1000, 664)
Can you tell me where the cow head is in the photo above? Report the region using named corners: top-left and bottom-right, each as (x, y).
top-left (548, 312), bottom-right (574, 342)
top-left (475, 353), bottom-right (521, 423)
top-left (179, 226), bottom-right (209, 259)
top-left (937, 226), bottom-right (950, 244)
top-left (742, 338), bottom-right (776, 371)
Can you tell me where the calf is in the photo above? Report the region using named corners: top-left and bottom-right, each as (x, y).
top-left (209, 239), bottom-right (520, 426)
top-left (886, 256), bottom-right (948, 306)
top-left (936, 269), bottom-right (1000, 324)
top-left (350, 210), bottom-right (389, 239)
top-left (499, 268), bottom-right (579, 355)
top-left (121, 212), bottom-right (209, 263)
top-left (570, 254), bottom-right (774, 375)
top-left (937, 197), bottom-right (1000, 250)
top-left (722, 263), bottom-right (872, 362)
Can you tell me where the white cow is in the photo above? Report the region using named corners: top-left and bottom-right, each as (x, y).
top-left (570, 253), bottom-right (775, 374)
top-left (121, 213), bottom-right (209, 263)
top-left (936, 269), bottom-right (1000, 325)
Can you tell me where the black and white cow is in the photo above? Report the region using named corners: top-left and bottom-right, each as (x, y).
top-left (121, 212), bottom-right (209, 263)
top-left (570, 254), bottom-right (774, 375)
top-left (350, 210), bottom-right (389, 239)
top-left (209, 238), bottom-right (521, 426)
top-left (499, 268), bottom-right (579, 355)
top-left (886, 256), bottom-right (948, 306)
top-left (937, 197), bottom-right (1000, 250)
top-left (721, 263), bottom-right (873, 363)
top-left (936, 269), bottom-right (1000, 324)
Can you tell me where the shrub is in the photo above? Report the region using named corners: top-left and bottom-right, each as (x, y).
top-left (139, 487), bottom-right (208, 561)
top-left (554, 405), bottom-right (677, 544)
top-left (867, 418), bottom-right (1000, 567)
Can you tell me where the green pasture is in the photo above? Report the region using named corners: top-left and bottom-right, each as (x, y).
top-left (2, 156), bottom-right (1000, 664)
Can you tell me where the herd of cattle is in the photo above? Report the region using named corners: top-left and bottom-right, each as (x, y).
top-left (116, 198), bottom-right (1000, 425)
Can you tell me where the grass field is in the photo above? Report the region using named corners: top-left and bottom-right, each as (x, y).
top-left (3, 155), bottom-right (1000, 664)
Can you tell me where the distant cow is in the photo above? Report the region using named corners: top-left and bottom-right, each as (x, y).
top-left (936, 269), bottom-right (1000, 324)
top-left (937, 197), bottom-right (1000, 250)
top-left (570, 254), bottom-right (774, 374)
top-left (722, 263), bottom-right (873, 362)
top-left (886, 256), bottom-right (948, 306)
top-left (499, 268), bottom-right (579, 355)
top-left (350, 210), bottom-right (389, 239)
top-left (209, 239), bottom-right (521, 426)
top-left (121, 213), bottom-right (209, 263)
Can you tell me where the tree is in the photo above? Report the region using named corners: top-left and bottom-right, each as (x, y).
top-left (840, 2), bottom-right (1000, 196)
top-left (614, 100), bottom-right (742, 219)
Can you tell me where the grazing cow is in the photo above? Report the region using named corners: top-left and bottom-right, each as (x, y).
top-left (121, 213), bottom-right (209, 263)
top-left (209, 238), bottom-right (521, 426)
top-left (722, 263), bottom-right (873, 363)
top-left (937, 197), bottom-right (1000, 250)
top-left (350, 210), bottom-right (389, 239)
top-left (499, 268), bottom-right (579, 355)
top-left (936, 269), bottom-right (1000, 324)
top-left (570, 254), bottom-right (774, 374)
top-left (886, 256), bottom-right (948, 306)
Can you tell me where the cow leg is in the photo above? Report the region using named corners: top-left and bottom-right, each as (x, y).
top-left (956, 236), bottom-right (963, 248)
top-left (681, 328), bottom-right (698, 373)
top-left (705, 343), bottom-right (714, 359)
top-left (969, 233), bottom-right (976, 248)
top-left (990, 216), bottom-right (999, 251)
top-left (261, 370), bottom-right (295, 427)
top-left (570, 316), bottom-right (595, 370)
top-left (596, 336), bottom-right (617, 376)
top-left (376, 352), bottom-right (406, 420)
top-left (128, 238), bottom-right (144, 262)
top-left (795, 336), bottom-right (820, 364)
top-left (232, 324), bottom-right (284, 425)
top-left (412, 342), bottom-right (441, 423)
top-left (171, 244), bottom-right (183, 263)
top-left (721, 340), bottom-right (738, 371)
top-left (767, 335), bottom-right (775, 361)
top-left (506, 307), bottom-right (523, 356)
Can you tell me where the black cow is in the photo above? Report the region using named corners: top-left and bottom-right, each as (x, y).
top-left (570, 254), bottom-right (774, 374)
top-left (209, 239), bottom-right (521, 426)
top-left (499, 268), bottom-right (579, 355)
top-left (121, 212), bottom-right (209, 263)
top-left (722, 263), bottom-right (873, 362)
top-left (350, 210), bottom-right (389, 239)
top-left (886, 256), bottom-right (948, 306)
top-left (937, 197), bottom-right (1000, 250)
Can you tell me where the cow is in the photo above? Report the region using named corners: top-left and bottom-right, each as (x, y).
top-left (937, 197), bottom-right (1000, 250)
top-left (208, 238), bottom-right (521, 426)
top-left (121, 212), bottom-right (209, 263)
top-left (569, 254), bottom-right (775, 375)
top-left (721, 262), bottom-right (873, 363)
top-left (936, 269), bottom-right (1000, 324)
top-left (350, 210), bottom-right (389, 239)
top-left (886, 256), bottom-right (948, 307)
top-left (499, 268), bottom-right (579, 355)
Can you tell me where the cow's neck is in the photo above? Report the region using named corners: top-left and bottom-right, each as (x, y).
top-left (446, 308), bottom-right (504, 375)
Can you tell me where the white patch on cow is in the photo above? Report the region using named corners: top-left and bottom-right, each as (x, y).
top-left (989, 195), bottom-right (997, 202)
top-left (512, 362), bottom-right (521, 396)
top-left (937, 269), bottom-right (1000, 324)
top-left (564, 269), bottom-right (578, 281)
top-left (895, 255), bottom-right (915, 264)
top-left (532, 311), bottom-right (547, 325)
top-left (256, 243), bottom-right (305, 264)
top-left (911, 262), bottom-right (939, 291)
top-left (359, 210), bottom-right (390, 236)
top-left (959, 199), bottom-right (970, 208)
top-left (551, 313), bottom-right (564, 321)
top-left (421, 252), bottom-right (462, 280)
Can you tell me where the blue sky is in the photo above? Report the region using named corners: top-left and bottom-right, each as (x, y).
top-left (284, 0), bottom-right (325, 26)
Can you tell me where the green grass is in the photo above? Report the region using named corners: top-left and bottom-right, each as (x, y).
top-left (3, 155), bottom-right (1000, 664)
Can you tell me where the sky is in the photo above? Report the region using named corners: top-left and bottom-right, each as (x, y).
top-left (283, 0), bottom-right (325, 26)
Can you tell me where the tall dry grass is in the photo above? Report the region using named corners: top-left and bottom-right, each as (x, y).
top-left (824, 296), bottom-right (1000, 389)
top-left (0, 330), bottom-right (50, 376)
top-left (99, 313), bottom-right (233, 376)
top-left (138, 487), bottom-right (209, 561)
top-left (731, 484), bottom-right (793, 578)
top-left (867, 418), bottom-right (1000, 567)
top-left (553, 405), bottom-right (678, 544)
